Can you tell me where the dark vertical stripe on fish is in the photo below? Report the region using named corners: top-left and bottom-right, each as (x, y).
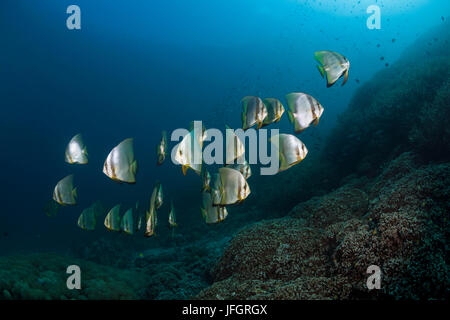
top-left (306, 94), bottom-right (317, 121)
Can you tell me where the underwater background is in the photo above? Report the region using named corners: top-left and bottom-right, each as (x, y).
top-left (0, 0), bottom-right (449, 299)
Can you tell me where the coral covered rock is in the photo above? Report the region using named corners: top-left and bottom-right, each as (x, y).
top-left (198, 152), bottom-right (449, 300)
top-left (290, 186), bottom-right (369, 228)
top-left (212, 219), bottom-right (330, 282)
top-left (0, 253), bottom-right (150, 300)
top-left (197, 276), bottom-right (352, 300)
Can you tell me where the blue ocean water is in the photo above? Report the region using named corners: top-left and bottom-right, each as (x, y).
top-left (0, 0), bottom-right (448, 269)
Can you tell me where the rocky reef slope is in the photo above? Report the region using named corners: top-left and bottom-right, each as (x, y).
top-left (198, 153), bottom-right (449, 299)
top-left (198, 23), bottom-right (450, 300)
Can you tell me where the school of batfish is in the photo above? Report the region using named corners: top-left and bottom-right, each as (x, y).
top-left (46, 51), bottom-right (350, 235)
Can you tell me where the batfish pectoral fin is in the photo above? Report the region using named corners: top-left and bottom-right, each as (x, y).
top-left (241, 111), bottom-right (247, 129)
top-left (201, 208), bottom-right (207, 220)
top-left (287, 110), bottom-right (294, 123)
top-left (72, 187), bottom-right (78, 199)
top-left (131, 160), bottom-right (138, 175)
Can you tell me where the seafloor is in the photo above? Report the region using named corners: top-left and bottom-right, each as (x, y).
top-left (0, 23), bottom-right (448, 300)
